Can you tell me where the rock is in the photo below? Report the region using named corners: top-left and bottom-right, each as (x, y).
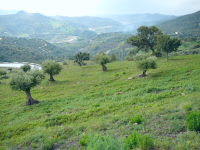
top-left (128, 76), bottom-right (135, 80)
top-left (115, 92), bottom-right (123, 95)
top-left (181, 93), bottom-right (185, 95)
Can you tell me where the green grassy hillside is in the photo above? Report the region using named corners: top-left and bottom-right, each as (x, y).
top-left (0, 54), bottom-right (200, 149)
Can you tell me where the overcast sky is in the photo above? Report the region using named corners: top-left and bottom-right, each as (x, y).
top-left (1, 0), bottom-right (200, 16)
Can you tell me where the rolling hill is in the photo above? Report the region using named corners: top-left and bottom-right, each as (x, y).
top-left (52, 16), bottom-right (121, 29)
top-left (157, 10), bottom-right (200, 37)
top-left (0, 10), bottom-right (77, 37)
top-left (0, 36), bottom-right (74, 63)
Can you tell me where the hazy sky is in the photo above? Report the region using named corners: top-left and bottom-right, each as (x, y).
top-left (1, 0), bottom-right (200, 16)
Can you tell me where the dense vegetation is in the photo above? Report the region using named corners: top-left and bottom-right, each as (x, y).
top-left (0, 54), bottom-right (200, 149)
top-left (0, 36), bottom-right (75, 63)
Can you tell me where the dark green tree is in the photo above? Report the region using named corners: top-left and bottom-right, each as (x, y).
top-left (156, 35), bottom-right (181, 60)
top-left (126, 26), bottom-right (162, 53)
top-left (20, 64), bottom-right (31, 72)
top-left (42, 60), bottom-right (63, 81)
top-left (74, 52), bottom-right (90, 66)
top-left (9, 69), bottom-right (45, 106)
top-left (8, 68), bottom-right (12, 72)
top-left (134, 53), bottom-right (157, 77)
top-left (93, 52), bottom-right (111, 71)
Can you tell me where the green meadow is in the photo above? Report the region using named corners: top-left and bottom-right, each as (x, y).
top-left (0, 54), bottom-right (200, 149)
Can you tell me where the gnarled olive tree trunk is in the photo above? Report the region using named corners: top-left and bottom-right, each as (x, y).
top-left (136, 70), bottom-right (146, 77)
top-left (101, 62), bottom-right (107, 71)
top-left (102, 64), bottom-right (107, 71)
top-left (48, 73), bottom-right (55, 81)
top-left (25, 88), bottom-right (39, 106)
top-left (142, 70), bottom-right (146, 77)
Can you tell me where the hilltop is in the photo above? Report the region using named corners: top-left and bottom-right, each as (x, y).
top-left (0, 54), bottom-right (200, 149)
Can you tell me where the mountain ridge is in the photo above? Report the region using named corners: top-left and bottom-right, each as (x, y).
top-left (156, 10), bottom-right (200, 37)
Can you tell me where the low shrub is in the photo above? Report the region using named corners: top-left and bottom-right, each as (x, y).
top-left (186, 111), bottom-right (200, 131)
top-left (0, 75), bottom-right (9, 80)
top-left (0, 70), bottom-right (6, 75)
top-left (181, 102), bottom-right (192, 111)
top-left (125, 131), bottom-right (154, 150)
top-left (79, 134), bottom-right (121, 150)
top-left (129, 115), bottom-right (144, 124)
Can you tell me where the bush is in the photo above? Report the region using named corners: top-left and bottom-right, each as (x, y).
top-left (79, 134), bottom-right (121, 150)
top-left (62, 61), bottom-right (67, 65)
top-left (181, 102), bottom-right (192, 111)
top-left (125, 131), bottom-right (154, 150)
top-left (0, 70), bottom-right (6, 75)
top-left (78, 134), bottom-right (90, 146)
top-left (186, 111), bottom-right (200, 131)
top-left (0, 75), bottom-right (9, 80)
top-left (129, 115), bottom-right (144, 124)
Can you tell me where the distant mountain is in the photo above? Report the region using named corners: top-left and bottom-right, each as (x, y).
top-left (0, 9), bottom-right (19, 15)
top-left (51, 16), bottom-right (121, 29)
top-left (97, 13), bottom-right (177, 32)
top-left (157, 10), bottom-right (200, 37)
top-left (0, 11), bottom-right (77, 37)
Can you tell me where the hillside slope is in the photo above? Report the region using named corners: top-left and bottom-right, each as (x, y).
top-left (0, 36), bottom-right (73, 63)
top-left (157, 10), bottom-right (200, 37)
top-left (0, 54), bottom-right (200, 149)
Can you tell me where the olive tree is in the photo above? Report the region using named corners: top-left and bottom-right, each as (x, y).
top-left (126, 26), bottom-right (162, 53)
top-left (93, 52), bottom-right (111, 71)
top-left (156, 35), bottom-right (181, 60)
top-left (74, 52), bottom-right (90, 66)
top-left (134, 53), bottom-right (157, 77)
top-left (8, 68), bottom-right (12, 72)
top-left (9, 69), bottom-right (45, 106)
top-left (20, 64), bottom-right (31, 72)
top-left (42, 60), bottom-right (63, 81)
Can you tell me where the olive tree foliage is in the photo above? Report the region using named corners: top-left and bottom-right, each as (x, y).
top-left (8, 68), bottom-right (12, 72)
top-left (126, 26), bottom-right (162, 54)
top-left (93, 52), bottom-right (111, 71)
top-left (9, 69), bottom-right (45, 106)
top-left (74, 52), bottom-right (90, 66)
top-left (20, 64), bottom-right (31, 72)
top-left (156, 35), bottom-right (181, 60)
top-left (134, 53), bottom-right (157, 77)
top-left (42, 59), bottom-right (63, 81)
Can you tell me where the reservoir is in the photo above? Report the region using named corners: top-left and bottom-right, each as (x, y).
top-left (0, 63), bottom-right (41, 70)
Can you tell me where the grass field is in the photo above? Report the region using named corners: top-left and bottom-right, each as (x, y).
top-left (0, 54), bottom-right (200, 150)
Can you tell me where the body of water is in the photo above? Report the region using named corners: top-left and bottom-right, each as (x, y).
top-left (0, 63), bottom-right (41, 70)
